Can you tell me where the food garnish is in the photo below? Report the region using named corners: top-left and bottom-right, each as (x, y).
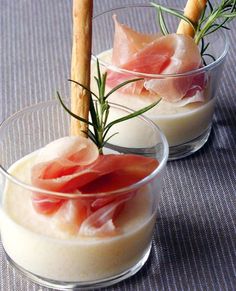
top-left (58, 60), bottom-right (160, 154)
top-left (152, 0), bottom-right (236, 64)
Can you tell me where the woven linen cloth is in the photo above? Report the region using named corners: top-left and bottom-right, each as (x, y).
top-left (0, 0), bottom-right (235, 290)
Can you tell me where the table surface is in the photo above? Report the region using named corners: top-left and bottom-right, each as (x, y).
top-left (0, 1), bottom-right (235, 290)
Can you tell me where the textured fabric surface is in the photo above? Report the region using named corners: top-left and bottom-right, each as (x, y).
top-left (0, 0), bottom-right (235, 290)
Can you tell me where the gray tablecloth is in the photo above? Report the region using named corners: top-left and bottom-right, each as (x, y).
top-left (0, 0), bottom-right (235, 290)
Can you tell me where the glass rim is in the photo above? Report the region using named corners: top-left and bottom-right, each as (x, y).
top-left (0, 99), bottom-right (169, 199)
top-left (92, 4), bottom-right (229, 78)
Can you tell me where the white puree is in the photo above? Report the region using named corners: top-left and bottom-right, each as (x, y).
top-left (92, 50), bottom-right (215, 147)
top-left (1, 151), bottom-right (156, 281)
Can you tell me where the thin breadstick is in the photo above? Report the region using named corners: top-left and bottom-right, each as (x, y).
top-left (70, 0), bottom-right (93, 137)
top-left (177, 0), bottom-right (207, 37)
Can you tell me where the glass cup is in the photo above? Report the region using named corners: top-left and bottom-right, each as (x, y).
top-left (92, 4), bottom-right (229, 160)
top-left (0, 100), bottom-right (168, 290)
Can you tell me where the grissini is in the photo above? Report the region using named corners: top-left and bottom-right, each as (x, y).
top-left (70, 0), bottom-right (93, 137)
top-left (177, 0), bottom-right (207, 37)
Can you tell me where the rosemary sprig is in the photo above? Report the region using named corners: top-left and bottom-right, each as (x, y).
top-left (151, 1), bottom-right (236, 62)
top-left (57, 60), bottom-right (160, 154)
top-left (194, 0), bottom-right (236, 45)
top-left (151, 2), bottom-right (195, 36)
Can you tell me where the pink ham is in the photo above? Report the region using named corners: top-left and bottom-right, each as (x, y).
top-left (35, 136), bottom-right (99, 165)
top-left (31, 137), bottom-right (158, 235)
top-left (107, 16), bottom-right (204, 103)
top-left (32, 154), bottom-right (157, 194)
top-left (112, 14), bottom-right (158, 66)
top-left (51, 199), bottom-right (92, 235)
top-left (31, 136), bottom-right (99, 214)
top-left (79, 197), bottom-right (130, 237)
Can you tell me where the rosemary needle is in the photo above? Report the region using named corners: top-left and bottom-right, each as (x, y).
top-left (57, 60), bottom-right (160, 154)
top-left (151, 1), bottom-right (236, 62)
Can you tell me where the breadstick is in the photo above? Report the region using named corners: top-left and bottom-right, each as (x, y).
top-left (70, 0), bottom-right (93, 136)
top-left (177, 0), bottom-right (207, 37)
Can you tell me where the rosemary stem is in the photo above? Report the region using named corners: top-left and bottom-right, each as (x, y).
top-left (195, 13), bottom-right (216, 44)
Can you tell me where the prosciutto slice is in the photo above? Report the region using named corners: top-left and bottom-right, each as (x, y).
top-left (112, 14), bottom-right (158, 66)
top-left (107, 16), bottom-right (205, 103)
top-left (79, 197), bottom-right (130, 237)
top-left (31, 136), bottom-right (99, 214)
top-left (31, 136), bottom-right (158, 235)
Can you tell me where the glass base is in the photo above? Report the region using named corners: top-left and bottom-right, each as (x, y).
top-left (168, 125), bottom-right (212, 161)
top-left (4, 244), bottom-right (152, 290)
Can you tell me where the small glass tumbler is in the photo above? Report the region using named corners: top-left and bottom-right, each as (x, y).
top-left (92, 4), bottom-right (229, 160)
top-left (0, 100), bottom-right (168, 290)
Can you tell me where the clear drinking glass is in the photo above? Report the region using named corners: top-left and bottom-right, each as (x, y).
top-left (0, 100), bottom-right (168, 290)
top-left (92, 4), bottom-right (229, 160)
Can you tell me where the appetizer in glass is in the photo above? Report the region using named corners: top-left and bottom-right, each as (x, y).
top-left (92, 1), bottom-right (232, 159)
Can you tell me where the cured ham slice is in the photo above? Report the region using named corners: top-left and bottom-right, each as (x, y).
top-left (79, 197), bottom-right (129, 236)
top-left (31, 136), bottom-right (99, 214)
top-left (32, 194), bottom-right (63, 215)
top-left (32, 159), bottom-right (102, 193)
top-left (107, 17), bottom-right (204, 103)
top-left (112, 14), bottom-right (158, 66)
top-left (143, 34), bottom-right (202, 102)
top-left (52, 199), bottom-right (92, 235)
top-left (31, 137), bottom-right (158, 235)
top-left (32, 154), bottom-right (157, 194)
top-left (35, 136), bottom-right (99, 165)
